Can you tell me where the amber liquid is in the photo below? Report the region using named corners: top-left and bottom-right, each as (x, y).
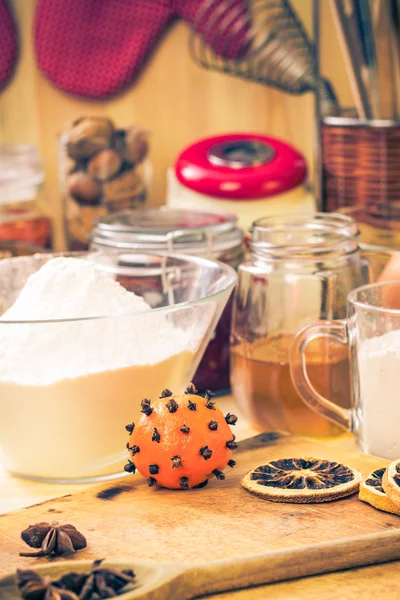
top-left (231, 335), bottom-right (351, 438)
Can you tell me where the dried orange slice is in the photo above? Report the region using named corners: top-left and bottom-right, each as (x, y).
top-left (241, 457), bottom-right (362, 503)
top-left (359, 467), bottom-right (400, 515)
top-left (383, 459), bottom-right (400, 505)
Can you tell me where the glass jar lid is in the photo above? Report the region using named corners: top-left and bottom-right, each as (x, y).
top-left (0, 145), bottom-right (45, 205)
top-left (90, 207), bottom-right (244, 253)
top-left (249, 212), bottom-right (360, 260)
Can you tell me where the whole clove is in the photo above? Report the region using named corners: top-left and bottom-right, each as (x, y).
top-left (152, 428), bottom-right (160, 443)
top-left (160, 389), bottom-right (173, 398)
top-left (165, 398), bottom-right (178, 413)
top-left (205, 390), bottom-right (215, 410)
top-left (124, 461), bottom-right (136, 474)
top-left (180, 424), bottom-right (190, 434)
top-left (180, 477), bottom-right (190, 489)
top-left (128, 444), bottom-right (140, 456)
top-left (185, 383), bottom-right (198, 394)
top-left (199, 446), bottom-right (212, 460)
top-left (171, 456), bottom-right (182, 468)
top-left (226, 434), bottom-right (238, 450)
top-left (225, 413), bottom-right (238, 426)
top-left (140, 398), bottom-right (153, 416)
top-left (208, 421), bottom-right (218, 431)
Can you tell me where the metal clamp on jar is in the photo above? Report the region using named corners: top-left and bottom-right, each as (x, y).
top-left (90, 207), bottom-right (244, 393)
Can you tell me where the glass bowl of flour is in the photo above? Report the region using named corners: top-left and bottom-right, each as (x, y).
top-left (0, 252), bottom-right (236, 482)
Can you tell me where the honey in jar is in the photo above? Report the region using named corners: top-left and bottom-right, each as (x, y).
top-left (231, 213), bottom-right (370, 438)
top-left (0, 145), bottom-right (51, 251)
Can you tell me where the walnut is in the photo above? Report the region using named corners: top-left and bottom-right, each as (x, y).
top-left (114, 129), bottom-right (127, 154)
top-left (67, 171), bottom-right (102, 206)
top-left (66, 198), bottom-right (107, 244)
top-left (103, 168), bottom-right (143, 202)
top-left (66, 117), bottom-right (114, 160)
top-left (123, 126), bottom-right (150, 165)
top-left (65, 156), bottom-right (79, 175)
top-left (87, 149), bottom-right (122, 181)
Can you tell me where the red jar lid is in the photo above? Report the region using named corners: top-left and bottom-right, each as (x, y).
top-left (174, 133), bottom-right (307, 200)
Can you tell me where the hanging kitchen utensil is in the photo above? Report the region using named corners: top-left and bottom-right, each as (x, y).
top-left (189, 0), bottom-right (339, 117)
top-left (386, 0), bottom-right (400, 120)
top-left (353, 0), bottom-right (380, 118)
top-left (329, 0), bottom-right (372, 119)
top-left (371, 0), bottom-right (399, 119)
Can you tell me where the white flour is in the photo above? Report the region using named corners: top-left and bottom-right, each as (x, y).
top-left (0, 257), bottom-right (193, 385)
top-left (2, 256), bottom-right (151, 320)
top-left (359, 329), bottom-right (400, 459)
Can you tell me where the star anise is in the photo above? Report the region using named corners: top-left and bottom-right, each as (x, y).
top-left (16, 569), bottom-right (79, 600)
top-left (59, 560), bottom-right (136, 600)
top-left (20, 523), bottom-right (87, 558)
top-left (16, 561), bottom-right (136, 600)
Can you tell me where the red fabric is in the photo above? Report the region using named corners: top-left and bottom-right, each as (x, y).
top-left (34, 0), bottom-right (251, 100)
top-left (0, 0), bottom-right (18, 91)
top-left (35, 0), bottom-right (174, 99)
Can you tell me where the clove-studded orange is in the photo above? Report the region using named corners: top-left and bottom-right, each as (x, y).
top-left (124, 385), bottom-right (238, 489)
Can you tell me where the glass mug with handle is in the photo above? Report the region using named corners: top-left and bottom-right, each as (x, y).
top-left (290, 280), bottom-right (400, 459)
top-left (230, 212), bottom-right (394, 439)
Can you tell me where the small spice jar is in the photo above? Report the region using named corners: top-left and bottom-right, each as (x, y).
top-left (90, 207), bottom-right (244, 392)
top-left (60, 117), bottom-right (150, 250)
top-left (0, 145), bottom-right (51, 255)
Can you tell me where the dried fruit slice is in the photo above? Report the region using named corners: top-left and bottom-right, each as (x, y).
top-left (359, 467), bottom-right (400, 515)
top-left (241, 457), bottom-right (362, 503)
top-left (383, 459), bottom-right (400, 505)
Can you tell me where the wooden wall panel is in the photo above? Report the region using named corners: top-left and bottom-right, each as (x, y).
top-left (0, 1), bottom-right (340, 249)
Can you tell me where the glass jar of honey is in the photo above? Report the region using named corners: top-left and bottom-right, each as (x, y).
top-left (230, 212), bottom-right (371, 438)
top-left (0, 145), bottom-right (51, 255)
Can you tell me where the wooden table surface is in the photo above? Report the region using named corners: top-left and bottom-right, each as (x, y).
top-left (2, 396), bottom-right (400, 599)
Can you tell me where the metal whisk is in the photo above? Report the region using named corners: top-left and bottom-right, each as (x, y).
top-left (189, 0), bottom-right (338, 115)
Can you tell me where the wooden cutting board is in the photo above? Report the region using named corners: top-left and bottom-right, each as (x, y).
top-left (1, 432), bottom-right (400, 590)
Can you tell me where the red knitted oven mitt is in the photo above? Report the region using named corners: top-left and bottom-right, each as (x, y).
top-left (35, 0), bottom-right (174, 99)
top-left (34, 0), bottom-right (250, 100)
top-left (0, 0), bottom-right (18, 92)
